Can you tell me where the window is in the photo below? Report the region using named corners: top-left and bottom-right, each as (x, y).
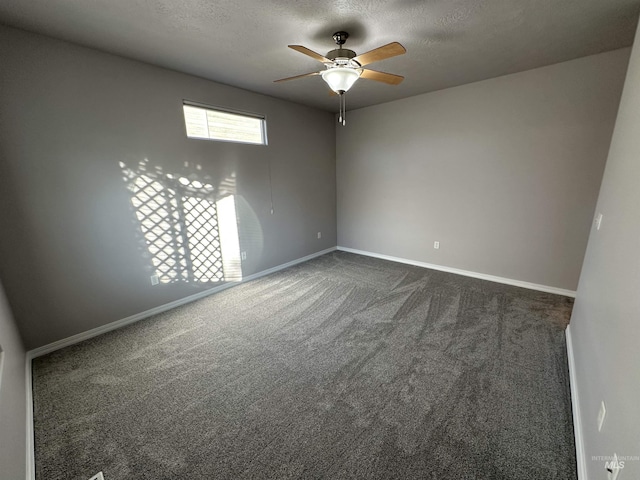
top-left (183, 102), bottom-right (267, 145)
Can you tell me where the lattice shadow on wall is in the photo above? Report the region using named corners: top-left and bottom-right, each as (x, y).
top-left (120, 160), bottom-right (241, 284)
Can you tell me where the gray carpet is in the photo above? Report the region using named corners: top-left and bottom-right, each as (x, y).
top-left (32, 251), bottom-right (577, 479)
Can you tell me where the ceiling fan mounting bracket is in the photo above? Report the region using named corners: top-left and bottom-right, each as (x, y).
top-left (332, 31), bottom-right (349, 46)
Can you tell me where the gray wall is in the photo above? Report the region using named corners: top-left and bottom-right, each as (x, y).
top-left (0, 281), bottom-right (27, 480)
top-left (0, 26), bottom-right (336, 349)
top-left (570, 21), bottom-right (640, 480)
top-left (337, 49), bottom-right (629, 291)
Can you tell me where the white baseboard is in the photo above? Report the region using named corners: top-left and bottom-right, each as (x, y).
top-left (566, 325), bottom-right (587, 480)
top-left (24, 246), bottom-right (336, 479)
top-left (337, 246), bottom-right (576, 297)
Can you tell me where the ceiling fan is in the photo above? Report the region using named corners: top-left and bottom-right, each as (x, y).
top-left (274, 31), bottom-right (406, 125)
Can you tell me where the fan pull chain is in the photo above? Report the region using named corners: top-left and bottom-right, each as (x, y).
top-left (343, 94), bottom-right (346, 126)
top-left (338, 93), bottom-right (346, 126)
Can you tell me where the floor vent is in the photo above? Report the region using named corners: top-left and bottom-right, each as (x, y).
top-left (88, 473), bottom-right (104, 480)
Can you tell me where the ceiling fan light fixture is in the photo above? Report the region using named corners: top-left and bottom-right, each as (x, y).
top-left (321, 67), bottom-right (361, 93)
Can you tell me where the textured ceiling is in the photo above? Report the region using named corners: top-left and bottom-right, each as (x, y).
top-left (1, 0), bottom-right (639, 112)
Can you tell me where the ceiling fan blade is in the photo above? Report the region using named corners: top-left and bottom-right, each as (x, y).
top-left (353, 42), bottom-right (406, 66)
top-left (274, 71), bottom-right (320, 83)
top-left (360, 69), bottom-right (404, 85)
top-left (288, 45), bottom-right (331, 63)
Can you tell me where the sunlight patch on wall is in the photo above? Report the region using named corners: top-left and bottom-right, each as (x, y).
top-left (217, 195), bottom-right (242, 282)
top-left (120, 160), bottom-right (242, 284)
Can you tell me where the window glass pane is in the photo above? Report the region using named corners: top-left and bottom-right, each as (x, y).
top-left (183, 103), bottom-right (265, 145)
top-left (183, 105), bottom-right (209, 139)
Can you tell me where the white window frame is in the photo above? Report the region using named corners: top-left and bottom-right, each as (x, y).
top-left (182, 100), bottom-right (268, 146)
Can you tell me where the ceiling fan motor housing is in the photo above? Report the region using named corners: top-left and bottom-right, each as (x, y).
top-left (326, 48), bottom-right (357, 61)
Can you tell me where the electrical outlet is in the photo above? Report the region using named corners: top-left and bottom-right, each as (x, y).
top-left (597, 401), bottom-right (606, 432)
top-left (317, 232), bottom-right (322, 239)
top-left (595, 213), bottom-right (603, 230)
top-left (434, 241), bottom-right (440, 249)
top-left (241, 251), bottom-right (247, 260)
top-left (150, 275), bottom-right (159, 286)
